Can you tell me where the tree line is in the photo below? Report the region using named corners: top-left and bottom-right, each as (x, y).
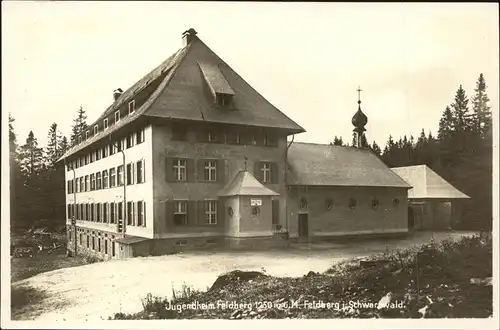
top-left (9, 106), bottom-right (90, 230)
top-left (331, 73), bottom-right (493, 230)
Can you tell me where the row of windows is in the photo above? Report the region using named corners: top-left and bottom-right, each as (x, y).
top-left (67, 159), bottom-right (145, 194)
top-left (67, 128), bottom-right (145, 171)
top-left (76, 99), bottom-right (137, 145)
top-left (69, 229), bottom-right (117, 257)
top-left (166, 159), bottom-right (278, 184)
top-left (67, 201), bottom-right (146, 227)
top-left (172, 125), bottom-right (279, 147)
top-left (299, 197), bottom-right (401, 210)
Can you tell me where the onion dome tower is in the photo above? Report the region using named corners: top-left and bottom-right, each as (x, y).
top-left (351, 86), bottom-right (368, 148)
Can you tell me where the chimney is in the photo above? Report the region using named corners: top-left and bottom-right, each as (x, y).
top-left (182, 28), bottom-right (198, 47)
top-left (113, 88), bottom-right (123, 101)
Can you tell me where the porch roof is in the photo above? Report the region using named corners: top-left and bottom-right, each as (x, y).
top-left (218, 170), bottom-right (279, 197)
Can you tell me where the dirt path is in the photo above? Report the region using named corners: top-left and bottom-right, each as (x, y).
top-left (11, 231), bottom-right (476, 322)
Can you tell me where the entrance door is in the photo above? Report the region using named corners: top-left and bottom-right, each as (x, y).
top-left (298, 213), bottom-right (309, 237)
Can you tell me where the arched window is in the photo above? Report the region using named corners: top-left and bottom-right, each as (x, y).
top-left (392, 198), bottom-right (400, 208)
top-left (348, 198), bottom-right (357, 210)
top-left (325, 198), bottom-right (334, 210)
top-left (371, 199), bottom-right (379, 210)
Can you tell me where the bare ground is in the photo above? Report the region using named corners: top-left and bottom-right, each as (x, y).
top-left (10, 231), bottom-right (476, 322)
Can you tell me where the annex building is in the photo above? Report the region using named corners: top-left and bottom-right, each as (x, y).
top-left (59, 29), bottom-right (461, 260)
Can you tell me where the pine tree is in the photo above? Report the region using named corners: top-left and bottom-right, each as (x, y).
top-left (351, 132), bottom-right (357, 147)
top-left (9, 113), bottom-right (18, 154)
top-left (46, 123), bottom-right (64, 167)
top-left (60, 136), bottom-right (69, 156)
top-left (371, 141), bottom-right (382, 156)
top-left (471, 73), bottom-right (492, 138)
top-left (70, 105), bottom-right (88, 145)
top-left (450, 85), bottom-right (471, 133)
top-left (19, 131), bottom-right (45, 182)
top-left (331, 136), bottom-right (344, 146)
top-left (438, 106), bottom-right (454, 140)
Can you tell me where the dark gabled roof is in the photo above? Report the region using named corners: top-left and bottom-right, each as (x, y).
top-left (142, 37), bottom-right (305, 132)
top-left (218, 170), bottom-right (279, 197)
top-left (59, 31), bottom-right (305, 161)
top-left (391, 165), bottom-right (470, 199)
top-left (287, 142), bottom-right (411, 188)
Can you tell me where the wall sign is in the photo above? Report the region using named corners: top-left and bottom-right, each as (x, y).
top-left (250, 198), bottom-right (262, 206)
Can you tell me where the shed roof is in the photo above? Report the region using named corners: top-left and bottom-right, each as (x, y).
top-left (114, 236), bottom-right (151, 245)
top-left (218, 170), bottom-right (279, 197)
top-left (287, 142), bottom-right (411, 188)
top-left (390, 165), bottom-right (470, 199)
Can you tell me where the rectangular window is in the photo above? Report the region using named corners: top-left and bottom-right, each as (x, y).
top-left (110, 143), bottom-right (115, 155)
top-left (86, 235), bottom-right (89, 248)
top-left (261, 163), bottom-right (271, 183)
top-left (173, 159), bottom-right (186, 181)
top-left (115, 110), bottom-right (120, 123)
top-left (117, 202), bottom-right (123, 220)
top-left (102, 170), bottom-right (109, 189)
top-left (110, 168), bottom-right (116, 187)
top-left (67, 180), bottom-right (72, 194)
top-left (121, 137), bottom-right (126, 151)
top-left (137, 201), bottom-right (146, 227)
top-left (92, 236), bottom-right (95, 250)
top-left (207, 130), bottom-right (217, 142)
top-left (76, 177), bottom-right (80, 192)
top-left (79, 233), bottom-right (82, 245)
top-left (90, 174), bottom-right (96, 191)
top-left (103, 203), bottom-right (108, 223)
top-left (174, 201), bottom-right (187, 226)
top-left (127, 134), bottom-right (135, 149)
top-left (204, 160), bottom-right (217, 181)
top-left (103, 145), bottom-right (108, 158)
top-left (85, 175), bottom-right (89, 191)
top-left (90, 203), bottom-right (94, 222)
top-left (127, 201), bottom-right (134, 226)
top-left (96, 172), bottom-right (102, 189)
top-left (112, 241), bottom-right (116, 257)
top-left (94, 125), bottom-right (98, 136)
top-left (86, 131), bottom-right (90, 139)
top-left (128, 100), bottom-right (135, 114)
top-left (127, 163), bottom-right (134, 185)
top-left (117, 165), bottom-right (124, 186)
top-left (96, 149), bottom-right (101, 161)
top-left (136, 160), bottom-right (145, 183)
top-left (98, 238), bottom-right (101, 252)
top-left (90, 151), bottom-right (95, 163)
top-left (79, 177), bottom-right (84, 192)
top-left (136, 128), bottom-right (145, 144)
top-left (204, 200), bottom-right (217, 225)
top-left (96, 203), bottom-right (101, 222)
top-left (226, 131), bottom-right (240, 144)
top-left (110, 202), bottom-right (115, 224)
top-left (105, 240), bottom-right (108, 255)
top-left (103, 118), bottom-right (108, 130)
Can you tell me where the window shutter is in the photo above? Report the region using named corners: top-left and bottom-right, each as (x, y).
top-left (216, 159), bottom-right (224, 183)
top-left (187, 201), bottom-right (196, 225)
top-left (197, 200), bottom-right (206, 225)
top-left (271, 163), bottom-right (279, 184)
top-left (197, 159), bottom-right (206, 181)
top-left (165, 158), bottom-right (174, 181)
top-left (254, 161), bottom-right (262, 182)
top-left (187, 159), bottom-right (196, 182)
top-left (217, 199), bottom-right (225, 225)
top-left (165, 200), bottom-right (174, 226)
top-left (143, 201), bottom-right (146, 227)
top-left (272, 199), bottom-right (279, 225)
top-left (142, 159), bottom-right (146, 183)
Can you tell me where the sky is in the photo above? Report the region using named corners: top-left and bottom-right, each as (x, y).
top-left (2, 2), bottom-right (499, 149)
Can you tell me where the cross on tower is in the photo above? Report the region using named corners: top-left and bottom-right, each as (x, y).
top-left (357, 86), bottom-right (363, 103)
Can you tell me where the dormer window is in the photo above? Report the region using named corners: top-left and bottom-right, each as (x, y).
top-left (115, 110), bottom-right (120, 123)
top-left (93, 125), bottom-right (98, 136)
top-left (128, 100), bottom-right (135, 114)
top-left (215, 93), bottom-right (233, 107)
top-left (207, 130), bottom-right (217, 143)
top-left (78, 136), bottom-right (82, 143)
top-left (86, 131), bottom-right (90, 139)
top-left (103, 118), bottom-right (108, 130)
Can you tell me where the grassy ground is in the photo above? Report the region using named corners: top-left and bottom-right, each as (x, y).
top-left (113, 232), bottom-right (492, 319)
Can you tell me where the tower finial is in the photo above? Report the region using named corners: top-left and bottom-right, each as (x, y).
top-left (244, 157), bottom-right (248, 171)
top-left (357, 86), bottom-right (362, 105)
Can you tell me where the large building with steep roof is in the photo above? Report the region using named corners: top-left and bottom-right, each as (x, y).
top-left (61, 29), bottom-right (418, 259)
